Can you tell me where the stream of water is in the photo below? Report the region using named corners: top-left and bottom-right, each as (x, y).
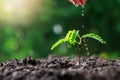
top-left (81, 6), bottom-right (90, 56)
top-left (81, 6), bottom-right (84, 17)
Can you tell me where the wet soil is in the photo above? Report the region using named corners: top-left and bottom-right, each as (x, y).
top-left (0, 55), bottom-right (120, 80)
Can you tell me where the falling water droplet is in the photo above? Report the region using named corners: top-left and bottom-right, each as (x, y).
top-left (82, 10), bottom-right (84, 12)
top-left (83, 39), bottom-right (90, 56)
top-left (85, 47), bottom-right (88, 50)
top-left (82, 6), bottom-right (84, 9)
top-left (82, 25), bottom-right (84, 28)
top-left (84, 44), bottom-right (87, 46)
top-left (81, 13), bottom-right (84, 16)
top-left (87, 52), bottom-right (90, 55)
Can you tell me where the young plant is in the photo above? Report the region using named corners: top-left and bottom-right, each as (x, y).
top-left (51, 30), bottom-right (106, 64)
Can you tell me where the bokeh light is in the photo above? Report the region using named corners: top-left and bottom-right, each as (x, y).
top-left (0, 0), bottom-right (40, 25)
top-left (53, 24), bottom-right (63, 35)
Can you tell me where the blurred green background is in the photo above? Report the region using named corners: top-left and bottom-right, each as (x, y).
top-left (0, 0), bottom-right (120, 61)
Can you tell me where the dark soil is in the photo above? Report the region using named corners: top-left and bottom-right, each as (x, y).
top-left (0, 55), bottom-right (120, 80)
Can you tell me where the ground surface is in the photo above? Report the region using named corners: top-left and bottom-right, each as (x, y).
top-left (0, 55), bottom-right (120, 80)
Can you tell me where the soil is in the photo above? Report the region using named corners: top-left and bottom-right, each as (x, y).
top-left (0, 55), bottom-right (120, 80)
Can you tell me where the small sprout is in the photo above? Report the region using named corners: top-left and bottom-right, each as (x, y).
top-left (51, 30), bottom-right (106, 64)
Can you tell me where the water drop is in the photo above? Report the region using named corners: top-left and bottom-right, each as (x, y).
top-left (83, 38), bottom-right (86, 42)
top-left (81, 13), bottom-right (84, 16)
top-left (82, 10), bottom-right (84, 12)
top-left (82, 6), bottom-right (84, 9)
top-left (84, 44), bottom-right (87, 46)
top-left (82, 25), bottom-right (84, 28)
top-left (85, 47), bottom-right (88, 50)
top-left (87, 51), bottom-right (90, 55)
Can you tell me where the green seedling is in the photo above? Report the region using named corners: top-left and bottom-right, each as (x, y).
top-left (51, 30), bottom-right (106, 64)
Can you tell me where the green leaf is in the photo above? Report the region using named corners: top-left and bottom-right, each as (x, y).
top-left (51, 39), bottom-right (65, 50)
top-left (81, 33), bottom-right (106, 44)
top-left (69, 30), bottom-right (79, 44)
top-left (51, 30), bottom-right (79, 50)
top-left (65, 30), bottom-right (72, 40)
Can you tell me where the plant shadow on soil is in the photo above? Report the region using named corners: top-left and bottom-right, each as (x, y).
top-left (0, 55), bottom-right (120, 80)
